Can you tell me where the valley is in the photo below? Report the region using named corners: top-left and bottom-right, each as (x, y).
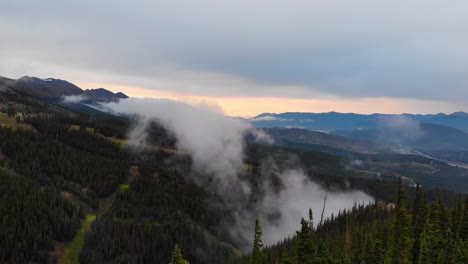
top-left (3, 3), bottom-right (468, 263)
top-left (0, 76), bottom-right (467, 263)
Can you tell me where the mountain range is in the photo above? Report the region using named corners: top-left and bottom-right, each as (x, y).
top-left (250, 112), bottom-right (468, 133)
top-left (0, 75), bottom-right (128, 103)
top-left (2, 74), bottom-right (468, 163)
top-left (251, 112), bottom-right (468, 166)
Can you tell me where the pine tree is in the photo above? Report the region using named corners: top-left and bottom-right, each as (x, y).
top-left (461, 197), bottom-right (468, 240)
top-left (251, 219), bottom-right (265, 264)
top-left (169, 244), bottom-right (189, 264)
top-left (412, 185), bottom-right (427, 263)
top-left (451, 197), bottom-right (464, 235)
top-left (386, 178), bottom-right (413, 264)
top-left (295, 217), bottom-right (315, 263)
top-left (416, 201), bottom-right (446, 264)
top-left (343, 214), bottom-right (353, 264)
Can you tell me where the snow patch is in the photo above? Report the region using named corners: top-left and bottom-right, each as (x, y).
top-left (250, 116), bottom-right (279, 122)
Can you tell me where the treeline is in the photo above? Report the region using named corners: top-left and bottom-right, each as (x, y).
top-left (26, 116), bottom-right (127, 159)
top-left (0, 122), bottom-right (129, 198)
top-left (0, 116), bottom-right (134, 263)
top-left (245, 143), bottom-right (463, 206)
top-left (0, 170), bottom-right (82, 263)
top-left (45, 115), bottom-right (130, 139)
top-left (239, 179), bottom-right (468, 264)
top-left (80, 151), bottom-right (237, 264)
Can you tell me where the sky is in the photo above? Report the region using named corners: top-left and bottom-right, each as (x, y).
top-left (1, 0), bottom-right (467, 117)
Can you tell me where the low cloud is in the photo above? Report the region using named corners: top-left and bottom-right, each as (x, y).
top-left (99, 97), bottom-right (372, 248)
top-left (62, 94), bottom-right (88, 103)
top-left (258, 169), bottom-right (372, 245)
top-left (377, 115), bottom-right (425, 144)
top-left (101, 98), bottom-right (269, 191)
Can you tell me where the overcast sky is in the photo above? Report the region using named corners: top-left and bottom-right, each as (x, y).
top-left (1, 0), bottom-right (467, 116)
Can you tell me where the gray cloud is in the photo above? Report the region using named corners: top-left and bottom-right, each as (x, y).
top-left (62, 94), bottom-right (88, 103)
top-left (1, 1), bottom-right (468, 102)
top-left (256, 169), bottom-right (372, 245)
top-left (101, 98), bottom-right (268, 191)
top-left (99, 98), bottom-right (372, 248)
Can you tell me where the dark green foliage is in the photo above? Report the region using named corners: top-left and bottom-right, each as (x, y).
top-left (0, 115), bottom-right (131, 263)
top-left (80, 161), bottom-right (237, 264)
top-left (235, 180), bottom-right (468, 264)
top-left (386, 178), bottom-right (413, 264)
top-left (411, 185), bottom-right (428, 263)
top-left (2, 92), bottom-right (468, 264)
top-left (170, 245), bottom-right (190, 264)
top-left (251, 219), bottom-right (265, 264)
top-left (295, 217), bottom-right (315, 263)
top-left (0, 124), bottom-right (129, 197)
top-left (461, 198), bottom-right (468, 240)
top-left (0, 170), bottom-right (81, 263)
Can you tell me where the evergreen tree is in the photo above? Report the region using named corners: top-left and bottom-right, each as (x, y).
top-left (295, 217), bottom-right (315, 263)
top-left (417, 201), bottom-right (446, 264)
top-left (451, 197), bottom-right (464, 235)
top-left (412, 185), bottom-right (427, 263)
top-left (343, 214), bottom-right (353, 264)
top-left (386, 178), bottom-right (413, 264)
top-left (251, 219), bottom-right (265, 264)
top-left (169, 244), bottom-right (189, 264)
top-left (461, 197), bottom-right (468, 240)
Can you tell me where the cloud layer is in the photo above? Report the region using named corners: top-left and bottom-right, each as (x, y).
top-left (99, 98), bottom-right (372, 248)
top-left (102, 98), bottom-right (265, 191)
top-left (1, 0), bottom-right (468, 104)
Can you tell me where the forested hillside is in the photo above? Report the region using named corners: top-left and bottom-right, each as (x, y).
top-left (237, 179), bottom-right (468, 264)
top-left (1, 91), bottom-right (467, 264)
top-left (3, 1), bottom-right (468, 263)
top-left (0, 115), bottom-right (130, 262)
top-left (80, 165), bottom-right (238, 263)
top-left (0, 169), bottom-right (82, 263)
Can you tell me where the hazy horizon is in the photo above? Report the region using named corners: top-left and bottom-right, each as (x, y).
top-left (2, 1), bottom-right (468, 116)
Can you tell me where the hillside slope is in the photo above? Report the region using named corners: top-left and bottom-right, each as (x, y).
top-left (261, 127), bottom-right (393, 154)
top-left (250, 112), bottom-right (468, 133)
top-left (333, 123), bottom-right (468, 151)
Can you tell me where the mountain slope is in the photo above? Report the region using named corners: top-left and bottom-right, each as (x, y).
top-left (1, 75), bottom-right (128, 103)
top-left (0, 76), bottom-right (16, 92)
top-left (83, 88), bottom-right (129, 102)
top-left (0, 75), bottom-right (129, 117)
top-left (250, 112), bottom-right (468, 133)
top-left (17, 76), bottom-right (83, 98)
top-left (262, 127), bottom-right (392, 154)
top-left (333, 123), bottom-right (468, 151)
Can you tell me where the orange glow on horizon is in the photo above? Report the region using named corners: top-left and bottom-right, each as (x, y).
top-left (76, 82), bottom-right (457, 118)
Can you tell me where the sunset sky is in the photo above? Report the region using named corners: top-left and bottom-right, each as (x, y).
top-left (1, 1), bottom-right (467, 117)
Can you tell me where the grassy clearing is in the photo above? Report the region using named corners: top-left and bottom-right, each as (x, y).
top-left (119, 184), bottom-right (130, 192)
top-left (69, 125), bottom-right (94, 133)
top-left (59, 214), bottom-right (97, 264)
top-left (161, 147), bottom-right (177, 154)
top-left (0, 113), bottom-right (33, 131)
top-left (106, 136), bottom-right (126, 147)
top-left (69, 124), bottom-right (127, 148)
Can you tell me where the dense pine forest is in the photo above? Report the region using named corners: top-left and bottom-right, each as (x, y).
top-left (3, 1), bottom-right (468, 262)
top-left (236, 179), bottom-right (468, 264)
top-left (1, 93), bottom-right (467, 264)
top-left (0, 169), bottom-right (82, 263)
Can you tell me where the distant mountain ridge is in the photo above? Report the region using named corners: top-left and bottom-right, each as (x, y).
top-left (0, 75), bottom-right (128, 103)
top-left (261, 127), bottom-right (393, 154)
top-left (332, 123), bottom-right (468, 151)
top-left (250, 111), bottom-right (468, 133)
top-left (18, 76), bottom-right (83, 98)
top-left (83, 88), bottom-right (129, 102)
